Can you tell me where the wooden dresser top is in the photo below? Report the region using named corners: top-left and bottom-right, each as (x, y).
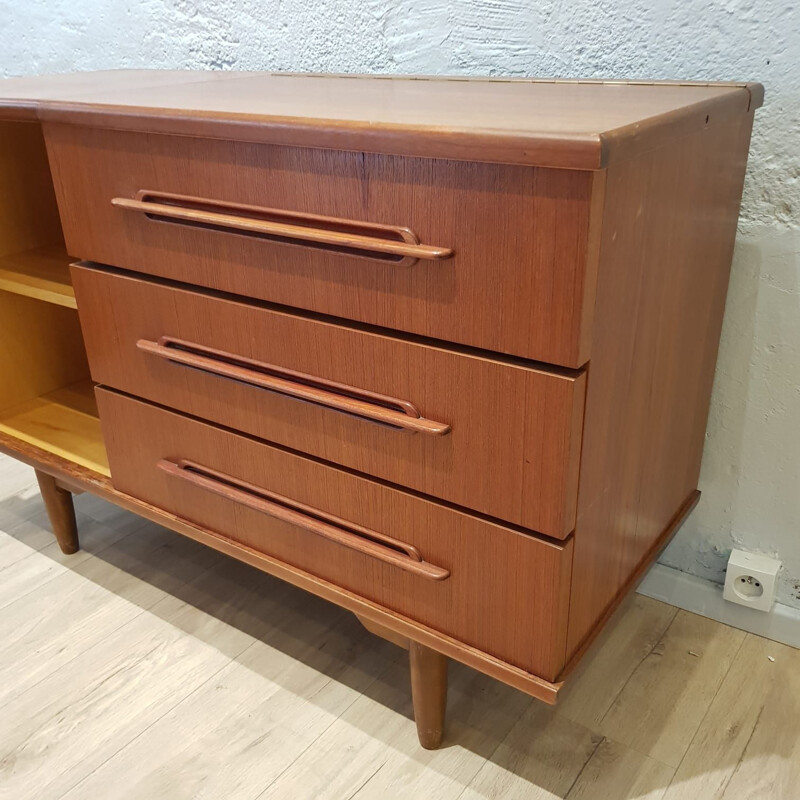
top-left (0, 70), bottom-right (763, 169)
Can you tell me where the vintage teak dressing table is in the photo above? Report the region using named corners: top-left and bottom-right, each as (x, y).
top-left (0, 71), bottom-right (761, 748)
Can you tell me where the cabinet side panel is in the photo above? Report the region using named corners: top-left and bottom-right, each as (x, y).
top-left (567, 113), bottom-right (756, 657)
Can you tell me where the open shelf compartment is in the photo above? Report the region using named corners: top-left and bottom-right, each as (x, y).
top-left (0, 118), bottom-right (106, 476)
top-left (0, 379), bottom-right (108, 475)
top-left (0, 244), bottom-right (75, 308)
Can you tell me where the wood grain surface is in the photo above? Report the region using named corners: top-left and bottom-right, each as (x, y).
top-left (0, 72), bottom-right (762, 725)
top-left (34, 468), bottom-right (79, 554)
top-left (0, 121), bottom-right (64, 259)
top-left (566, 110), bottom-right (757, 656)
top-left (0, 380), bottom-right (108, 476)
top-left (96, 388), bottom-right (574, 681)
top-left (0, 429), bottom-right (567, 703)
top-left (0, 70), bottom-right (762, 169)
top-left (51, 125), bottom-right (599, 366)
top-left (0, 245), bottom-right (75, 308)
top-left (409, 641), bottom-right (449, 749)
top-left (0, 292), bottom-right (89, 413)
top-left (73, 265), bottom-right (585, 537)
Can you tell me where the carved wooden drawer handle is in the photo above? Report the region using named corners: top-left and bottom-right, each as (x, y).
top-left (158, 459), bottom-right (450, 581)
top-left (112, 191), bottom-right (453, 266)
top-left (136, 336), bottom-right (451, 436)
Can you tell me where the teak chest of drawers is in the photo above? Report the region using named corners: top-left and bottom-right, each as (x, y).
top-left (0, 71), bottom-right (762, 748)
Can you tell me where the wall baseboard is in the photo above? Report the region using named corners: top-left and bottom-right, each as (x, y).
top-left (637, 563), bottom-right (800, 649)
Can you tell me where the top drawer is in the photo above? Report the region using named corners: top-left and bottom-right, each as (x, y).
top-left (44, 123), bottom-right (598, 367)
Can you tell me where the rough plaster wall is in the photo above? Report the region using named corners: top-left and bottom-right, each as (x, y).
top-left (0, 1), bottom-right (798, 603)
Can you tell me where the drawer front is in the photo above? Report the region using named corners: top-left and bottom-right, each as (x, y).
top-left (74, 265), bottom-right (585, 537)
top-left (96, 389), bottom-right (573, 680)
top-left (47, 123), bottom-right (597, 367)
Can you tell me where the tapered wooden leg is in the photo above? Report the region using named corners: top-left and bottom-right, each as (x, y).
top-left (35, 469), bottom-right (79, 554)
top-left (409, 641), bottom-right (448, 749)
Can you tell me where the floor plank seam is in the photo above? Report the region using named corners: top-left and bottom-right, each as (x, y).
top-left (63, 652), bottom-right (243, 799)
top-left (0, 528), bottom-right (231, 713)
top-left (0, 560), bottom-right (66, 611)
top-left (713, 699), bottom-right (765, 799)
top-left (0, 534), bottom-right (53, 572)
top-left (253, 648), bottom-right (405, 800)
top-left (452, 694), bottom-right (542, 800)
top-left (0, 511), bottom-right (69, 563)
top-left (250, 688), bottom-right (346, 800)
top-left (0, 511), bottom-right (146, 612)
top-left (564, 733), bottom-right (606, 798)
top-left (60, 558), bottom-right (356, 794)
top-left (663, 631), bottom-right (749, 792)
top-left (0, 608), bottom-right (157, 711)
top-left (595, 607), bottom-right (679, 728)
top-left (347, 759), bottom-right (389, 800)
top-left (5, 447), bottom-right (796, 800)
top-left (0, 582), bottom-right (156, 711)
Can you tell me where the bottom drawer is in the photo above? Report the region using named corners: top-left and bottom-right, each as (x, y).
top-left (96, 389), bottom-right (573, 680)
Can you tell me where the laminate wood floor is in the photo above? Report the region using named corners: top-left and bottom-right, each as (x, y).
top-left (0, 453), bottom-right (797, 799)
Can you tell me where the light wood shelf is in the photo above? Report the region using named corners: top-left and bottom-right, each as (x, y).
top-left (0, 245), bottom-right (76, 308)
top-left (0, 379), bottom-right (109, 475)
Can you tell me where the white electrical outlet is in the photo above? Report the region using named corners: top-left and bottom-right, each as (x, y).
top-left (723, 549), bottom-right (781, 612)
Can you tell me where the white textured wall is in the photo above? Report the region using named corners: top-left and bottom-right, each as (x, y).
top-left (1, 1), bottom-right (798, 604)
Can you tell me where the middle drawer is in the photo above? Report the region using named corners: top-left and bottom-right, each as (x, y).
top-left (72, 264), bottom-right (585, 537)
